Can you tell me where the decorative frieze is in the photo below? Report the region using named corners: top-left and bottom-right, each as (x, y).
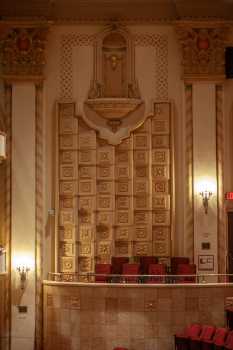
top-left (176, 23), bottom-right (229, 81)
top-left (0, 25), bottom-right (49, 79)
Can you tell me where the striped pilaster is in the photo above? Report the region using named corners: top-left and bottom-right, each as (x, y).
top-left (216, 84), bottom-right (225, 274)
top-left (184, 84), bottom-right (194, 261)
top-left (35, 84), bottom-right (44, 350)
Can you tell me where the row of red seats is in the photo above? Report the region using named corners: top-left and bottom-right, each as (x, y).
top-left (95, 258), bottom-right (196, 283)
top-left (175, 324), bottom-right (233, 350)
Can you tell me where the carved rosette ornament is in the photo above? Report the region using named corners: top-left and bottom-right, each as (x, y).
top-left (0, 25), bottom-right (49, 80)
top-left (176, 23), bottom-right (229, 81)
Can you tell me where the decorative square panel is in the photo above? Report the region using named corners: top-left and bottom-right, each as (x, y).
top-left (70, 296), bottom-right (81, 310)
top-left (152, 135), bottom-right (170, 149)
top-left (60, 257), bottom-right (76, 273)
top-left (96, 226), bottom-right (112, 241)
top-left (79, 213), bottom-right (93, 225)
top-left (134, 150), bottom-right (148, 165)
top-left (116, 165), bottom-right (131, 179)
top-left (116, 181), bottom-right (131, 195)
top-left (116, 196), bottom-right (131, 210)
top-left (154, 102), bottom-right (170, 119)
top-left (152, 195), bottom-right (170, 210)
top-left (97, 181), bottom-right (113, 194)
top-left (78, 131), bottom-right (96, 149)
top-left (152, 226), bottom-right (170, 242)
top-left (152, 210), bottom-right (170, 226)
top-left (135, 166), bottom-right (148, 178)
top-left (60, 164), bottom-right (77, 180)
top-left (153, 242), bottom-right (170, 256)
top-left (152, 119), bottom-right (170, 135)
top-left (134, 211), bottom-right (149, 225)
top-left (152, 149), bottom-right (170, 164)
top-left (133, 134), bottom-right (149, 149)
top-left (60, 209), bottom-right (75, 226)
top-left (79, 166), bottom-right (96, 178)
top-left (116, 150), bottom-right (131, 163)
top-left (134, 180), bottom-right (149, 194)
top-left (78, 150), bottom-right (96, 165)
top-left (97, 241), bottom-right (112, 256)
top-left (60, 225), bottom-right (76, 242)
top-left (79, 225), bottom-right (93, 242)
top-left (96, 211), bottom-right (114, 225)
top-left (97, 166), bottom-right (114, 180)
top-left (60, 197), bottom-right (75, 209)
top-left (60, 135), bottom-right (77, 150)
top-left (115, 241), bottom-right (132, 257)
top-left (78, 180), bottom-right (95, 195)
top-left (133, 242), bottom-right (152, 256)
top-left (59, 115), bottom-right (77, 134)
top-left (97, 196), bottom-right (114, 211)
top-left (116, 211), bottom-right (132, 225)
top-left (133, 226), bottom-right (152, 241)
top-left (97, 147), bottom-right (114, 164)
top-left (59, 102), bottom-right (75, 117)
top-left (134, 196), bottom-right (149, 210)
top-left (79, 257), bottom-right (92, 273)
top-left (78, 197), bottom-right (94, 211)
top-left (60, 151), bottom-right (77, 164)
top-left (152, 165), bottom-right (169, 179)
top-left (60, 181), bottom-right (76, 196)
top-left (115, 226), bottom-right (131, 241)
top-left (79, 242), bottom-right (93, 256)
top-left (153, 180), bottom-right (169, 195)
top-left (60, 242), bottom-right (75, 257)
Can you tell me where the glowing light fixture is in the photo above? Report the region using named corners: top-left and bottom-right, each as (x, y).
top-left (0, 131), bottom-right (6, 163)
top-left (12, 253), bottom-right (35, 291)
top-left (195, 178), bottom-right (216, 215)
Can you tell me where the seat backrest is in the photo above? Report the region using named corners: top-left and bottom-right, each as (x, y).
top-left (213, 328), bottom-right (228, 346)
top-left (187, 324), bottom-right (202, 338)
top-left (171, 257), bottom-right (190, 274)
top-left (148, 263), bottom-right (166, 275)
top-left (95, 263), bottom-right (111, 282)
top-left (176, 264), bottom-right (196, 275)
top-left (199, 325), bottom-right (215, 341)
top-left (224, 330), bottom-right (233, 348)
top-left (111, 257), bottom-right (129, 274)
top-left (122, 263), bottom-right (140, 275)
top-left (140, 256), bottom-right (158, 274)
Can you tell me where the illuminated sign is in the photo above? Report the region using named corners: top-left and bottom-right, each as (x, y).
top-left (225, 192), bottom-right (233, 200)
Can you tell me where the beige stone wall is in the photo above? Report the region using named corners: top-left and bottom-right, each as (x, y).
top-left (43, 282), bottom-right (232, 350)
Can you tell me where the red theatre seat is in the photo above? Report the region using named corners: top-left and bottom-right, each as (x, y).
top-left (122, 263), bottom-right (140, 283)
top-left (95, 263), bottom-right (111, 283)
top-left (175, 324), bottom-right (202, 350)
top-left (224, 330), bottom-right (233, 350)
top-left (190, 325), bottom-right (215, 350)
top-left (111, 257), bottom-right (129, 275)
top-left (145, 263), bottom-right (166, 283)
top-left (171, 257), bottom-right (190, 274)
top-left (176, 264), bottom-right (196, 283)
top-left (139, 256), bottom-right (158, 274)
top-left (202, 327), bottom-right (228, 350)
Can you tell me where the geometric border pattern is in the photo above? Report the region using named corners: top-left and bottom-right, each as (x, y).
top-left (60, 33), bottom-right (168, 101)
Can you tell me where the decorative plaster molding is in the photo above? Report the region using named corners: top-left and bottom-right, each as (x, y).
top-left (176, 23), bottom-right (229, 81)
top-left (0, 25), bottom-right (49, 80)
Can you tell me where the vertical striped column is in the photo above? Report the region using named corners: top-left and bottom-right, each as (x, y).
top-left (35, 83), bottom-right (44, 350)
top-left (184, 84), bottom-right (194, 261)
top-left (216, 84), bottom-right (225, 274)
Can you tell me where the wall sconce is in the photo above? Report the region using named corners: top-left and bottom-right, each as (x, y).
top-left (200, 190), bottom-right (212, 214)
top-left (17, 266), bottom-right (30, 290)
top-left (0, 131), bottom-right (6, 163)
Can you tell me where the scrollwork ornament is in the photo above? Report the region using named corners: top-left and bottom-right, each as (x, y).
top-left (176, 23), bottom-right (229, 81)
top-left (0, 25), bottom-right (49, 79)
